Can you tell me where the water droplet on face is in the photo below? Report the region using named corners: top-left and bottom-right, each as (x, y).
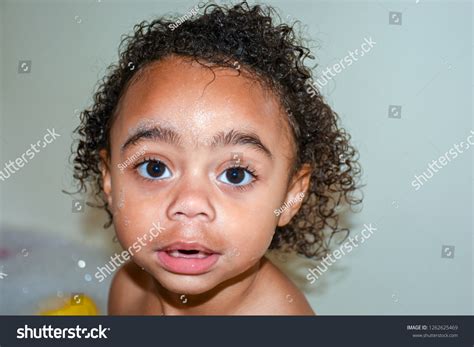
top-left (84, 274), bottom-right (92, 282)
top-left (74, 15), bottom-right (82, 24)
top-left (117, 190), bottom-right (125, 209)
top-left (77, 260), bottom-right (86, 268)
top-left (230, 248), bottom-right (240, 257)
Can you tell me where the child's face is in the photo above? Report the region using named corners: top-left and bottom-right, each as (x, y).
top-left (101, 55), bottom-right (309, 294)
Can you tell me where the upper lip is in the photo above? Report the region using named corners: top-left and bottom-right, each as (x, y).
top-left (159, 242), bottom-right (218, 254)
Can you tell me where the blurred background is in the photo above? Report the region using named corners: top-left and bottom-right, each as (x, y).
top-left (0, 0), bottom-right (472, 315)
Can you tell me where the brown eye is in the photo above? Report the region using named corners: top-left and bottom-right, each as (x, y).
top-left (137, 160), bottom-right (171, 179)
top-left (218, 167), bottom-right (254, 186)
top-left (147, 161), bottom-right (166, 177)
top-left (226, 167), bottom-right (245, 184)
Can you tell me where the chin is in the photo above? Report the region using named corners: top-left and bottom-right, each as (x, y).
top-left (151, 269), bottom-right (227, 295)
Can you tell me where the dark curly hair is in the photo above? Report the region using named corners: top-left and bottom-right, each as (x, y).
top-left (72, 1), bottom-right (362, 260)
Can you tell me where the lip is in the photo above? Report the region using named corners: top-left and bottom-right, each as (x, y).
top-left (159, 242), bottom-right (217, 253)
top-left (156, 242), bottom-right (220, 275)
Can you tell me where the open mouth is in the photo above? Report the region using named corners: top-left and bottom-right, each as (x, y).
top-left (156, 242), bottom-right (220, 275)
top-left (165, 249), bottom-right (214, 259)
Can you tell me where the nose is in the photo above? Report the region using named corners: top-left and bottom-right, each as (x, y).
top-left (166, 173), bottom-right (216, 223)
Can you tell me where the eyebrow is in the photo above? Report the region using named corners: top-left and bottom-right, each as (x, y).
top-left (121, 125), bottom-right (182, 152)
top-left (210, 129), bottom-right (273, 159)
top-left (121, 125), bottom-right (273, 159)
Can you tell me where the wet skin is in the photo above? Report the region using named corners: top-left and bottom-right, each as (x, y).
top-left (101, 55), bottom-right (314, 315)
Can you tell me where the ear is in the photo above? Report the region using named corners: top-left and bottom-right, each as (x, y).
top-left (277, 164), bottom-right (312, 227)
top-left (99, 149), bottom-right (113, 208)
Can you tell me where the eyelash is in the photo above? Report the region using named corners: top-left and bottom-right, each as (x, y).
top-left (133, 156), bottom-right (166, 182)
top-left (132, 157), bottom-right (259, 190)
top-left (222, 164), bottom-right (258, 192)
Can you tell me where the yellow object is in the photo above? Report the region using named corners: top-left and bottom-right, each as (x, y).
top-left (40, 294), bottom-right (99, 316)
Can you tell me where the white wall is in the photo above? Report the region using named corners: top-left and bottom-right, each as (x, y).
top-left (0, 0), bottom-right (4, 226)
top-left (0, 0), bottom-right (472, 314)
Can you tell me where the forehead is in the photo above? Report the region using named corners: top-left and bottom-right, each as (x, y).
top-left (111, 55), bottom-right (293, 151)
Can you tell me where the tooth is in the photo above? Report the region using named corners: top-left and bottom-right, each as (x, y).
top-left (169, 250), bottom-right (181, 258)
top-left (166, 250), bottom-right (211, 259)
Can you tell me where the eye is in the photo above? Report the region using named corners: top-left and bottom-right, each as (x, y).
top-left (137, 160), bottom-right (171, 180)
top-left (217, 166), bottom-right (255, 186)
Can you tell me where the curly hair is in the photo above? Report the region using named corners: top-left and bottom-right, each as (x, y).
top-left (72, 1), bottom-right (362, 260)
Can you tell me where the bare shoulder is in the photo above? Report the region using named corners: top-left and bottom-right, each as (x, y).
top-left (249, 257), bottom-right (315, 315)
top-left (108, 260), bottom-right (149, 315)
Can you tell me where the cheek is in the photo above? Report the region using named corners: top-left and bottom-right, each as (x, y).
top-left (217, 183), bottom-right (285, 252)
top-left (223, 207), bottom-right (276, 260)
top-left (112, 190), bottom-right (159, 247)
top-left (114, 212), bottom-right (135, 241)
